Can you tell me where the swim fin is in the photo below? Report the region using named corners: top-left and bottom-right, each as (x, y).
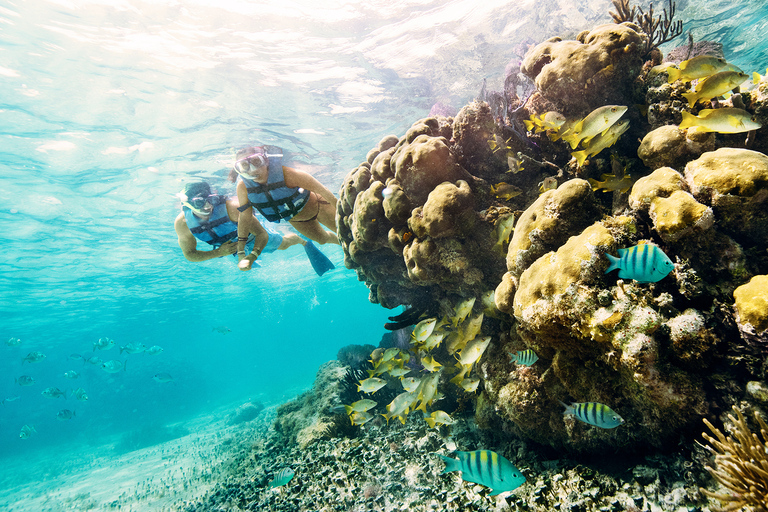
top-left (303, 240), bottom-right (335, 276)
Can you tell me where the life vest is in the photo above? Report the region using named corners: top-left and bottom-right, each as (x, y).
top-left (238, 146), bottom-right (310, 222)
top-left (183, 197), bottom-right (238, 248)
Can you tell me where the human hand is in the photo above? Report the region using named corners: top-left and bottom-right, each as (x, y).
top-left (218, 240), bottom-right (237, 257)
top-left (238, 253), bottom-right (258, 271)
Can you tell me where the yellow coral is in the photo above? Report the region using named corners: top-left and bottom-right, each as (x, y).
top-left (733, 275), bottom-right (768, 333)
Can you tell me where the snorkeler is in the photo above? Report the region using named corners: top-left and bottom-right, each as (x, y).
top-left (230, 145), bottom-right (339, 266)
top-left (174, 181), bottom-right (334, 275)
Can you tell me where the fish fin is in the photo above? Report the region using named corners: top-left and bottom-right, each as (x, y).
top-left (425, 417), bottom-right (436, 428)
top-left (681, 92), bottom-right (698, 108)
top-left (678, 111), bottom-right (697, 129)
top-left (437, 454), bottom-right (460, 474)
top-left (754, 72), bottom-right (761, 85)
top-left (604, 253), bottom-right (620, 274)
top-left (523, 119), bottom-right (534, 131)
top-left (344, 405), bottom-right (353, 415)
top-left (572, 150), bottom-right (589, 167)
top-left (666, 67), bottom-right (680, 83)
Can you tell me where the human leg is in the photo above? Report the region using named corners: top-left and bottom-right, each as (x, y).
top-left (277, 233), bottom-right (305, 251)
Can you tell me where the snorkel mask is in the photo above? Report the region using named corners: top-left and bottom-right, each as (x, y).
top-left (233, 146), bottom-right (268, 178)
top-left (178, 182), bottom-right (221, 216)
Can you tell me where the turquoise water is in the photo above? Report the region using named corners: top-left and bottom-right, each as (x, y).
top-left (1, 0), bottom-right (766, 504)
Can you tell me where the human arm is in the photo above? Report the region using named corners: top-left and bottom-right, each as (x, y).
top-left (282, 166), bottom-right (338, 209)
top-left (231, 189), bottom-right (269, 271)
top-left (174, 213), bottom-right (236, 262)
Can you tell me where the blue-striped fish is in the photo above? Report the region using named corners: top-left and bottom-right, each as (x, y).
top-left (509, 349), bottom-right (539, 367)
top-left (438, 450), bottom-right (526, 495)
top-left (604, 244), bottom-right (674, 283)
top-left (268, 467), bottom-right (295, 488)
top-left (560, 401), bottom-right (624, 429)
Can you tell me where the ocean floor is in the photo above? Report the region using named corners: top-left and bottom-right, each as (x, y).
top-left (0, 397), bottom-right (720, 512)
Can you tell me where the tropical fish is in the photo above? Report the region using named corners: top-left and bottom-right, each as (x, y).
top-left (538, 177), bottom-right (558, 194)
top-left (101, 360), bottom-right (126, 373)
top-left (2, 396), bottom-right (20, 405)
top-left (507, 153), bottom-right (524, 174)
top-left (41, 387), bottom-right (66, 399)
top-left (153, 372), bottom-right (174, 383)
top-left (488, 134), bottom-right (511, 153)
top-left (493, 214), bottom-right (516, 253)
top-left (145, 345), bottom-right (164, 355)
top-left (57, 409), bottom-right (76, 421)
top-left (753, 67), bottom-right (768, 85)
top-left (357, 377), bottom-right (387, 394)
top-left (438, 450), bottom-right (526, 495)
top-left (421, 354), bottom-right (442, 373)
top-left (388, 367), bottom-right (410, 378)
top-left (120, 342), bottom-right (147, 354)
top-left (424, 410), bottom-right (454, 428)
top-left (15, 375), bottom-right (35, 386)
top-left (561, 401), bottom-right (624, 429)
top-left (350, 410), bottom-right (375, 426)
top-left (72, 388), bottom-right (89, 401)
top-left (679, 107), bottom-right (762, 133)
top-left (383, 391), bottom-right (418, 424)
top-left (415, 370), bottom-right (442, 413)
top-left (344, 399), bottom-right (377, 415)
top-left (490, 182), bottom-right (522, 200)
top-left (422, 331), bottom-right (446, 351)
top-left (452, 297), bottom-right (476, 328)
top-left (459, 312), bottom-right (484, 345)
top-left (605, 243), bottom-right (674, 283)
top-left (5, 337), bottom-right (21, 346)
top-left (93, 337), bottom-right (115, 351)
top-left (509, 349), bottom-right (539, 367)
top-left (69, 354), bottom-right (85, 363)
top-left (459, 377), bottom-right (480, 393)
top-left (682, 70), bottom-right (749, 107)
top-left (524, 111), bottom-right (566, 133)
top-left (401, 377), bottom-right (420, 392)
top-left (562, 105), bottom-right (628, 149)
top-left (666, 55), bottom-right (728, 83)
top-left (63, 370), bottom-right (80, 379)
top-left (212, 326), bottom-right (231, 334)
top-left (85, 356), bottom-right (102, 366)
top-left (571, 119), bottom-right (630, 167)
top-left (268, 467), bottom-right (295, 488)
top-left (457, 336), bottom-right (492, 367)
top-left (19, 424), bottom-right (36, 439)
top-left (381, 347), bottom-right (400, 362)
top-left (22, 351), bottom-right (46, 364)
top-left (412, 318), bottom-right (437, 342)
top-left (588, 170), bottom-right (634, 194)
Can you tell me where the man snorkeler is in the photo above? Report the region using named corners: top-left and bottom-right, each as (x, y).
top-left (174, 181), bottom-right (334, 275)
top-left (230, 146), bottom-right (339, 271)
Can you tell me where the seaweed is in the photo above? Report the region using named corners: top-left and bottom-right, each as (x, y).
top-left (610, 0), bottom-right (684, 56)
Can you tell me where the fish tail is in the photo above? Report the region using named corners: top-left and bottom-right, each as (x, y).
top-left (681, 92), bottom-right (698, 108)
top-left (344, 405), bottom-right (353, 416)
top-left (437, 453), bottom-right (460, 474)
top-left (572, 149), bottom-right (589, 167)
top-left (604, 253), bottom-right (620, 274)
top-left (666, 67), bottom-right (680, 83)
top-left (679, 111), bottom-right (697, 129)
top-left (425, 417), bottom-right (436, 428)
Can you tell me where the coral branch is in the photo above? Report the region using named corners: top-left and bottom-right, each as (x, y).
top-left (609, 0), bottom-right (636, 23)
top-left (700, 405), bottom-right (768, 512)
top-left (637, 0), bottom-right (684, 54)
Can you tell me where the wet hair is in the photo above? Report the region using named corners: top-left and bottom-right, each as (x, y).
top-left (183, 181), bottom-right (211, 198)
top-left (229, 146), bottom-right (266, 182)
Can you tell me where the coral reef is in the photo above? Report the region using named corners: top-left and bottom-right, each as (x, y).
top-left (733, 275), bottom-right (768, 348)
top-left (701, 405), bottom-right (768, 512)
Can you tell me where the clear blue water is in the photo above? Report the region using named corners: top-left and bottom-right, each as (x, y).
top-left (1, 0), bottom-right (766, 503)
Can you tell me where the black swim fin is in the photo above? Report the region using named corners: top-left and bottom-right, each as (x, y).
top-left (303, 240), bottom-right (335, 276)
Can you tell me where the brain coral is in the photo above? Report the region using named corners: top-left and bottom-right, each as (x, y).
top-left (521, 23), bottom-right (647, 115)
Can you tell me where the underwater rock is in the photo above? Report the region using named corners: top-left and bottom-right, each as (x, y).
top-left (337, 344), bottom-right (376, 369)
top-left (637, 125), bottom-right (714, 171)
top-left (226, 401), bottom-right (265, 425)
top-left (629, 167), bottom-right (714, 242)
top-left (684, 147), bottom-right (768, 247)
top-left (505, 179), bottom-right (602, 279)
top-left (733, 275), bottom-right (768, 346)
top-left (521, 23), bottom-right (647, 116)
top-left (452, 100), bottom-right (507, 179)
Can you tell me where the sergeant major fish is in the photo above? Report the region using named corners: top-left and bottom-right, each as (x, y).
top-left (605, 243), bottom-right (674, 283)
top-left (509, 349), bottom-right (539, 367)
top-left (438, 450), bottom-right (526, 495)
top-left (19, 424), bottom-right (36, 439)
top-left (268, 467), bottom-right (295, 488)
top-left (561, 401), bottom-right (624, 429)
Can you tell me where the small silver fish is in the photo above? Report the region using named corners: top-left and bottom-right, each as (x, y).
top-left (153, 373), bottom-right (173, 383)
top-left (56, 409), bottom-right (76, 421)
top-left (120, 342), bottom-right (146, 355)
top-left (41, 387), bottom-right (66, 399)
top-left (145, 345), bottom-right (164, 356)
top-left (85, 356), bottom-right (103, 366)
top-left (509, 349), bottom-right (539, 367)
top-left (19, 424), bottom-right (36, 439)
top-left (72, 388), bottom-right (89, 401)
top-left (64, 370), bottom-right (80, 379)
top-left (69, 354), bottom-right (85, 363)
top-left (22, 351), bottom-right (46, 364)
top-left (101, 360), bottom-right (126, 373)
top-left (2, 396), bottom-right (21, 405)
top-left (93, 337), bottom-right (115, 352)
top-left (5, 337), bottom-right (22, 347)
top-left (15, 375), bottom-right (35, 386)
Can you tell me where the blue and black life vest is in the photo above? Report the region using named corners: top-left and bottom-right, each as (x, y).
top-left (183, 197), bottom-right (238, 248)
top-left (238, 146), bottom-right (310, 222)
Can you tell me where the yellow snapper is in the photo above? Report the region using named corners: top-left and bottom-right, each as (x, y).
top-left (562, 105), bottom-right (628, 149)
top-left (424, 410), bottom-right (454, 428)
top-left (679, 107), bottom-right (762, 133)
top-left (572, 119), bottom-right (630, 167)
top-left (666, 55), bottom-right (728, 83)
top-left (357, 377), bottom-right (387, 394)
top-left (412, 317), bottom-right (437, 342)
top-left (383, 391), bottom-right (418, 424)
top-left (459, 377), bottom-right (480, 393)
top-left (350, 410), bottom-right (375, 426)
top-left (388, 367), bottom-right (410, 378)
top-left (381, 347), bottom-right (400, 362)
top-left (457, 336), bottom-right (492, 366)
top-left (401, 377), bottom-right (420, 392)
top-left (588, 169), bottom-right (634, 194)
top-left (422, 331), bottom-right (446, 351)
top-left (538, 176), bottom-right (558, 194)
top-left (490, 182), bottom-right (523, 200)
top-left (450, 362), bottom-right (469, 386)
top-left (493, 214), bottom-right (516, 254)
top-left (415, 371), bottom-right (442, 413)
top-left (682, 70), bottom-right (749, 107)
top-left (421, 354), bottom-right (442, 373)
top-left (344, 399), bottom-right (377, 415)
top-left (452, 297), bottom-right (476, 327)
